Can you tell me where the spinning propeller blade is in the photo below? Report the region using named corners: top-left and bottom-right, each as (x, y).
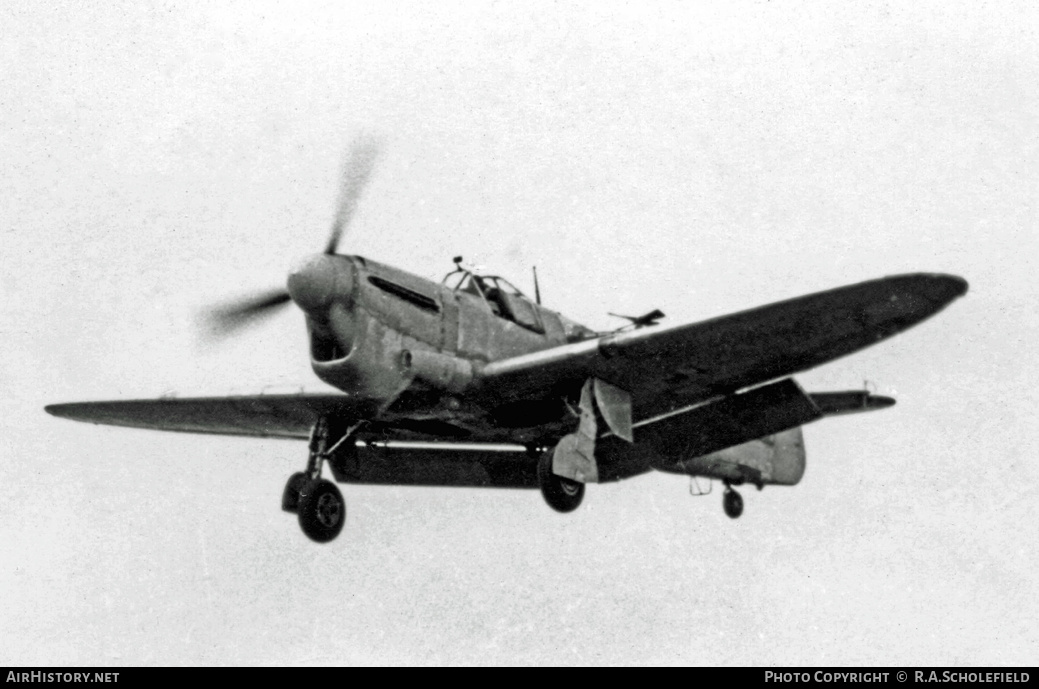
top-left (202, 134), bottom-right (382, 339)
top-left (325, 135), bottom-right (381, 255)
top-left (202, 290), bottom-right (292, 338)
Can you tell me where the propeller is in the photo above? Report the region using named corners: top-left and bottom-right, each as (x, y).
top-left (201, 136), bottom-right (382, 339)
top-left (325, 135), bottom-right (381, 255)
top-left (203, 290), bottom-right (294, 339)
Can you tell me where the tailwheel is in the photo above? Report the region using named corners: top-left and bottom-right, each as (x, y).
top-left (298, 478), bottom-right (346, 543)
top-left (281, 472), bottom-right (308, 513)
top-left (723, 486), bottom-right (744, 519)
top-left (537, 449), bottom-right (584, 513)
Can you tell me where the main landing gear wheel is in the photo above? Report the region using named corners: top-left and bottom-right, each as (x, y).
top-left (537, 449), bottom-right (585, 513)
top-left (723, 487), bottom-right (744, 519)
top-left (298, 478), bottom-right (346, 543)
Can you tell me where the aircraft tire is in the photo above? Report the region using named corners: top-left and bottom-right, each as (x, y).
top-left (281, 472), bottom-right (308, 513)
top-left (537, 450), bottom-right (584, 513)
top-left (723, 488), bottom-right (744, 519)
top-left (297, 478), bottom-right (346, 543)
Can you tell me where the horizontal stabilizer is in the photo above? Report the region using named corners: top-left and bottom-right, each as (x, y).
top-left (666, 427), bottom-right (807, 486)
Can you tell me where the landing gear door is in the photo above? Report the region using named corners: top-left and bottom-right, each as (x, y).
top-left (593, 378), bottom-right (633, 443)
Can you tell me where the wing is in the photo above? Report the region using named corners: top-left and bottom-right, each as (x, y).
top-left (46, 395), bottom-right (545, 488)
top-left (44, 393), bottom-right (374, 440)
top-left (477, 273), bottom-right (967, 420)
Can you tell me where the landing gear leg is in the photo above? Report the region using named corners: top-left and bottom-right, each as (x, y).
top-left (723, 482), bottom-right (744, 519)
top-left (284, 417), bottom-right (347, 543)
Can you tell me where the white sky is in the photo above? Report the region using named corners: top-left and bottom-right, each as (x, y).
top-left (2, 0), bottom-right (1036, 666)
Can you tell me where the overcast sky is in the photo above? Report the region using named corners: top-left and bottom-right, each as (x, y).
top-left (2, 0), bottom-right (1036, 666)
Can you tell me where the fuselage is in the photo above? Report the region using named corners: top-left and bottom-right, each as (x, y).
top-left (287, 253), bottom-right (593, 415)
top-left (286, 254), bottom-right (968, 446)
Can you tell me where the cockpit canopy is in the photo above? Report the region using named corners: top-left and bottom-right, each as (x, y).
top-left (442, 267), bottom-right (544, 334)
top-left (442, 271), bottom-right (525, 300)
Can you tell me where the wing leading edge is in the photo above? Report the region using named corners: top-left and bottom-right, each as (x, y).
top-left (44, 394), bottom-right (373, 440)
top-left (476, 273), bottom-right (967, 421)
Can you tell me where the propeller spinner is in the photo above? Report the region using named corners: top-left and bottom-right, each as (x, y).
top-left (203, 137), bottom-right (381, 338)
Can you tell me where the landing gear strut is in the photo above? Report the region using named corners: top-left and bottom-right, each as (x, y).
top-left (536, 447), bottom-right (585, 513)
top-left (723, 483), bottom-right (744, 519)
top-left (283, 417), bottom-right (348, 543)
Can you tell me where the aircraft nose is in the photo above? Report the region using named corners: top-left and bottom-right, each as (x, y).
top-left (287, 254), bottom-right (353, 314)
